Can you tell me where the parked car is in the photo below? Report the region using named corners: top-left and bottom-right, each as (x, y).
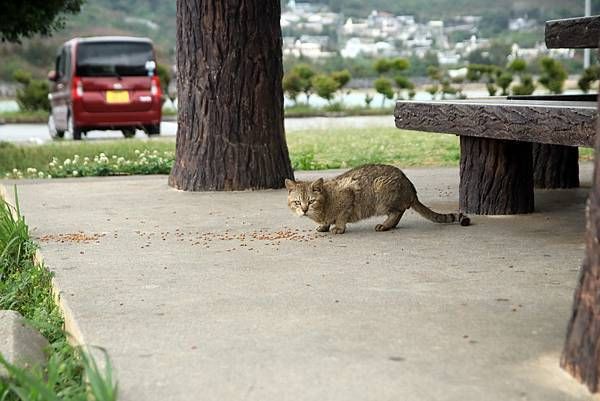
top-left (47, 36), bottom-right (162, 140)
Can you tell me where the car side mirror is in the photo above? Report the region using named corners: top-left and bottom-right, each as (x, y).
top-left (47, 70), bottom-right (57, 81)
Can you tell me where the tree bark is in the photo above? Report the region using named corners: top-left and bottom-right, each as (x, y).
top-left (169, 0), bottom-right (294, 191)
top-left (459, 136), bottom-right (534, 215)
top-left (532, 144), bottom-right (579, 189)
top-left (561, 98), bottom-right (600, 393)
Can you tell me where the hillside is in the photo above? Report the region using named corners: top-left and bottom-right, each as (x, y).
top-left (324, 0), bottom-right (599, 19)
top-left (1, 0), bottom-right (597, 81)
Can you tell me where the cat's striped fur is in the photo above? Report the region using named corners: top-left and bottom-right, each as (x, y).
top-left (286, 164), bottom-right (470, 234)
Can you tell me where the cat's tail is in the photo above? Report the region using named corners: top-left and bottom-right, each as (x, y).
top-left (411, 199), bottom-right (470, 226)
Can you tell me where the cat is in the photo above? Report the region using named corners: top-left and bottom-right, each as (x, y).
top-left (285, 164), bottom-right (470, 234)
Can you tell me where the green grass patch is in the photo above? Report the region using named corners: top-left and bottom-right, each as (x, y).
top-left (0, 189), bottom-right (117, 400)
top-left (287, 127), bottom-right (460, 170)
top-left (0, 128), bottom-right (595, 178)
top-left (0, 110), bottom-right (49, 124)
top-left (0, 140), bottom-right (174, 177)
top-left (284, 104), bottom-right (394, 118)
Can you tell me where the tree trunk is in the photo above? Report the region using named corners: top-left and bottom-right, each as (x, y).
top-left (459, 136), bottom-right (534, 215)
top-left (532, 144), bottom-right (579, 189)
top-left (561, 98), bottom-right (600, 393)
top-left (169, 0), bottom-right (294, 191)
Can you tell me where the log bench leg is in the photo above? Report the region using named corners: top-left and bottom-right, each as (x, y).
top-left (459, 136), bottom-right (534, 214)
top-left (532, 143), bottom-right (579, 189)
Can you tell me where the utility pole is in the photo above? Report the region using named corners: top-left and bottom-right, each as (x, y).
top-left (584, 0), bottom-right (591, 69)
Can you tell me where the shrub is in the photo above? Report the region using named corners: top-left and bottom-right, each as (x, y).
top-left (13, 70), bottom-right (50, 112)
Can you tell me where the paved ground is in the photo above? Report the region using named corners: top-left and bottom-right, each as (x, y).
top-left (5, 165), bottom-right (596, 401)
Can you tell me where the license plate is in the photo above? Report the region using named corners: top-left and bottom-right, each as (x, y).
top-left (106, 90), bottom-right (129, 104)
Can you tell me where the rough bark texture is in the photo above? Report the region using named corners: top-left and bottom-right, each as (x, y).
top-left (546, 16), bottom-right (600, 49)
top-left (532, 144), bottom-right (579, 189)
top-left (394, 100), bottom-right (597, 147)
top-left (459, 136), bottom-right (534, 215)
top-left (169, 0), bottom-right (294, 191)
top-left (561, 90), bottom-right (600, 394)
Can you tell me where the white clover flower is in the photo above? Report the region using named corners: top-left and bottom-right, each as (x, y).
top-left (12, 168), bottom-right (18, 174)
top-left (72, 170), bottom-right (79, 176)
top-left (47, 175), bottom-right (52, 179)
top-left (73, 155), bottom-right (80, 163)
top-left (84, 157), bottom-right (90, 162)
top-left (112, 155), bottom-right (117, 159)
top-left (99, 153), bottom-right (106, 158)
top-left (64, 159), bottom-right (71, 165)
top-left (117, 157), bottom-right (125, 164)
top-left (134, 149), bottom-right (140, 155)
top-left (49, 161), bottom-right (56, 168)
top-left (27, 168), bottom-right (37, 174)
top-left (38, 172), bottom-right (45, 178)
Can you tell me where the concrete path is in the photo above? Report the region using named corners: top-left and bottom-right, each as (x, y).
top-left (8, 165), bottom-right (595, 401)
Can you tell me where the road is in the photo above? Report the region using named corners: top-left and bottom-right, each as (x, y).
top-left (0, 115), bottom-right (394, 144)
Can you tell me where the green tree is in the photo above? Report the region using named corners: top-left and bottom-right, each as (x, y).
top-left (292, 64), bottom-right (316, 104)
top-left (331, 69), bottom-right (351, 101)
top-left (578, 65), bottom-right (600, 93)
top-left (1, 0), bottom-right (84, 42)
top-left (282, 72), bottom-right (303, 105)
top-left (538, 57), bottom-right (567, 94)
top-left (156, 64), bottom-right (171, 97)
top-left (13, 70), bottom-right (50, 111)
top-left (509, 59), bottom-right (535, 95)
top-left (374, 77), bottom-right (394, 107)
top-left (467, 64), bottom-right (499, 96)
top-left (312, 74), bottom-right (339, 104)
top-left (496, 71), bottom-right (513, 96)
top-left (373, 58), bottom-right (392, 75)
top-left (394, 75), bottom-right (415, 100)
top-left (364, 93), bottom-right (374, 108)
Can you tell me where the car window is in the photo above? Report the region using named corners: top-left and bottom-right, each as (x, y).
top-left (76, 41), bottom-right (154, 77)
top-left (63, 45), bottom-right (71, 78)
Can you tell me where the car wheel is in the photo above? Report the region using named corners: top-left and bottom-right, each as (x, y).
top-left (48, 115), bottom-right (65, 139)
top-left (67, 113), bottom-right (82, 141)
top-left (145, 124), bottom-right (160, 136)
top-left (122, 128), bottom-right (136, 138)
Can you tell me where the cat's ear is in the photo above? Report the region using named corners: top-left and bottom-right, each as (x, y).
top-left (311, 178), bottom-right (324, 193)
top-left (284, 179), bottom-right (296, 191)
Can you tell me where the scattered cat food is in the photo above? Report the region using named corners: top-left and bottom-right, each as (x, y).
top-left (39, 232), bottom-right (105, 244)
top-left (133, 226), bottom-right (324, 251)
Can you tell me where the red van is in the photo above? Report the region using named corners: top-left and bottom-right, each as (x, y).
top-left (48, 36), bottom-right (162, 140)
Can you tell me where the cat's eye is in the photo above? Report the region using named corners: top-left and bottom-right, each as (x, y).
top-left (293, 201), bottom-right (301, 206)
top-left (308, 199), bottom-right (315, 204)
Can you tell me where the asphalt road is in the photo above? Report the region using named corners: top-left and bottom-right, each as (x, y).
top-left (0, 115), bottom-right (394, 144)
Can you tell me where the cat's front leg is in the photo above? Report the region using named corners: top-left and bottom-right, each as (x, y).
top-left (331, 223), bottom-right (346, 234)
top-left (316, 224), bottom-right (330, 232)
top-left (331, 216), bottom-right (349, 234)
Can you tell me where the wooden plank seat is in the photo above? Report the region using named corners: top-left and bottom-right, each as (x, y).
top-left (546, 15), bottom-right (600, 49)
top-left (394, 97), bottom-right (597, 215)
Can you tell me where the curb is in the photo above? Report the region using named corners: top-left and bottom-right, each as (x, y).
top-left (1, 183), bottom-right (85, 348)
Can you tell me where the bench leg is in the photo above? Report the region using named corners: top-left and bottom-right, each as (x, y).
top-left (532, 144), bottom-right (579, 189)
top-left (459, 136), bottom-right (534, 214)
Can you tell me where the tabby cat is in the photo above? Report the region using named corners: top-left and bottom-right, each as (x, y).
top-left (285, 164), bottom-right (470, 234)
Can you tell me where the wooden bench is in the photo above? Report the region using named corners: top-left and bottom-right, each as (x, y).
top-left (394, 97), bottom-right (597, 214)
top-left (394, 15), bottom-right (600, 215)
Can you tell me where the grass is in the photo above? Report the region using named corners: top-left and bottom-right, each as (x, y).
top-left (0, 188), bottom-right (118, 400)
top-left (285, 104), bottom-right (394, 118)
top-left (0, 128), bottom-right (595, 178)
top-left (0, 110), bottom-right (49, 124)
top-left (287, 127), bottom-right (460, 170)
top-left (0, 104), bottom-right (392, 123)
